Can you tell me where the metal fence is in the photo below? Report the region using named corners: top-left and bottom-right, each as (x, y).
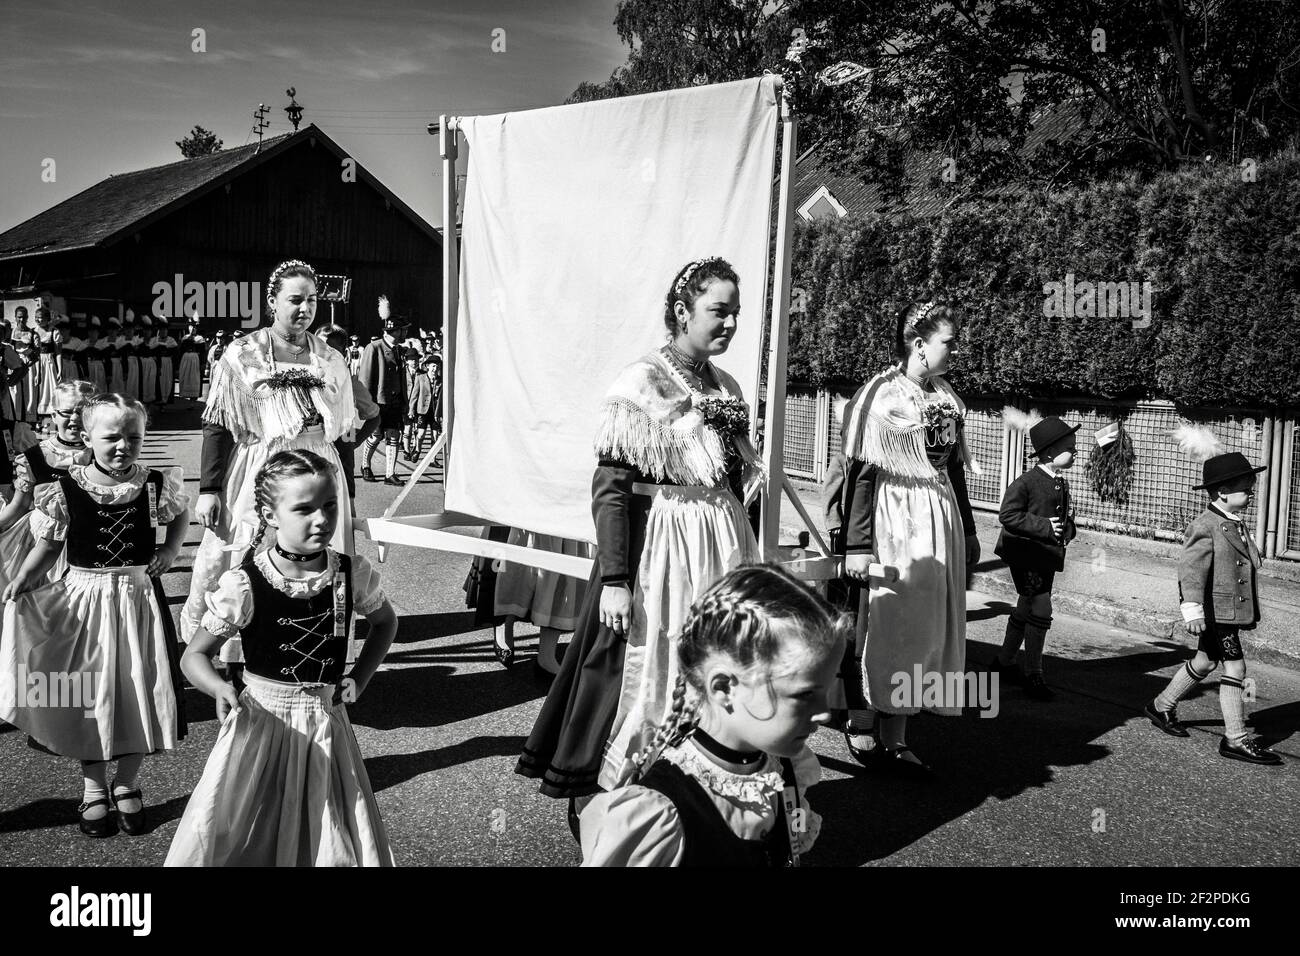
top-left (780, 384), bottom-right (1298, 560)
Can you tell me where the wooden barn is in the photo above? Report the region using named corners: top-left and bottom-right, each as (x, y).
top-left (0, 125), bottom-right (441, 336)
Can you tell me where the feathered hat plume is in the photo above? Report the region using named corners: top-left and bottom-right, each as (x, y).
top-left (377, 295), bottom-right (391, 320)
top-left (1172, 424), bottom-right (1224, 462)
top-left (1002, 406), bottom-right (1042, 434)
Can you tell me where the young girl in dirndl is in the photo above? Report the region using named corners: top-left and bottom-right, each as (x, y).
top-left (580, 565), bottom-right (841, 867)
top-left (0, 393), bottom-right (190, 837)
top-left (166, 450), bottom-right (398, 867)
top-left (0, 381), bottom-right (94, 593)
top-left (31, 309), bottom-right (63, 417)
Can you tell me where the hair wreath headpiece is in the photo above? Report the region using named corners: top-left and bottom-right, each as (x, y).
top-left (673, 257), bottom-right (726, 298)
top-left (267, 259), bottom-right (316, 291)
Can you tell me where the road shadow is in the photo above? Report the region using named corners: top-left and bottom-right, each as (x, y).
top-left (805, 613), bottom-right (1201, 865)
top-left (365, 734), bottom-right (528, 794)
top-left (348, 660), bottom-right (547, 732)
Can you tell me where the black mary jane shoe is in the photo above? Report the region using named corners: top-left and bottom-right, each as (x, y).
top-left (842, 717), bottom-right (878, 767)
top-left (78, 798), bottom-right (116, 838)
top-left (492, 634), bottom-right (515, 669)
top-left (110, 786), bottom-right (147, 836)
top-left (869, 744), bottom-right (933, 777)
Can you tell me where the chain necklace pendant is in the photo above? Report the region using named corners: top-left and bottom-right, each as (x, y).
top-left (272, 327), bottom-right (307, 354)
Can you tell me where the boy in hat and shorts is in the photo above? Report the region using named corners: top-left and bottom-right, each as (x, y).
top-left (993, 415), bottom-right (1079, 700)
top-left (1145, 445), bottom-right (1281, 765)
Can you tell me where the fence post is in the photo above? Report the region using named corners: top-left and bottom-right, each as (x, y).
top-left (813, 388), bottom-right (830, 483)
top-left (1259, 414), bottom-right (1276, 558)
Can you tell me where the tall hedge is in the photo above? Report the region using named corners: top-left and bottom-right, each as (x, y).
top-left (789, 151), bottom-right (1300, 408)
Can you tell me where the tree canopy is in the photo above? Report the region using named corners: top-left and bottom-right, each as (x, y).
top-left (176, 125), bottom-right (223, 159)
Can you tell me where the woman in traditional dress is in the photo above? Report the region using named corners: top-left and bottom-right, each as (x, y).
top-left (157, 322), bottom-right (180, 403)
top-left (139, 317), bottom-right (159, 405)
top-left (516, 257), bottom-right (762, 807)
top-left (491, 531), bottom-right (592, 676)
top-left (177, 326), bottom-right (204, 401)
top-left (30, 307), bottom-right (62, 418)
top-left (84, 318), bottom-right (109, 393)
top-left (180, 259), bottom-right (359, 655)
top-left (840, 301), bottom-right (981, 772)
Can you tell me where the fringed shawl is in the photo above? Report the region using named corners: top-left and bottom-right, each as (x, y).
top-left (202, 329), bottom-right (358, 445)
top-left (594, 351), bottom-right (761, 489)
top-left (842, 366), bottom-right (980, 481)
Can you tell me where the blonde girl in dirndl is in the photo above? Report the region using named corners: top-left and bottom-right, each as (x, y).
top-left (0, 394), bottom-right (190, 838)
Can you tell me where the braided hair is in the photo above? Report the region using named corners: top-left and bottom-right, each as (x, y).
top-left (630, 563), bottom-right (848, 780)
top-left (248, 449), bottom-right (337, 557)
top-left (662, 257), bottom-right (740, 337)
top-left (895, 300), bottom-right (957, 362)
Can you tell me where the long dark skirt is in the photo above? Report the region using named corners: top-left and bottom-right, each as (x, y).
top-left (514, 561), bottom-right (623, 798)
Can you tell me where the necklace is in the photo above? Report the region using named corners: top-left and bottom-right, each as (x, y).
top-left (691, 727), bottom-right (764, 767)
top-left (55, 435), bottom-right (83, 449)
top-left (271, 327), bottom-right (307, 355)
top-left (666, 341), bottom-right (710, 376)
top-left (274, 543), bottom-right (324, 564)
top-left (93, 459), bottom-right (130, 479)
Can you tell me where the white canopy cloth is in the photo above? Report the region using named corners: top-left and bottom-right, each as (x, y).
top-left (446, 76), bottom-right (780, 542)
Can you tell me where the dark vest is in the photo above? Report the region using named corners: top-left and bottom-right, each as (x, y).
top-left (23, 442), bottom-right (78, 486)
top-left (242, 553), bottom-right (354, 685)
top-left (61, 470), bottom-right (162, 569)
top-left (637, 758), bottom-right (795, 867)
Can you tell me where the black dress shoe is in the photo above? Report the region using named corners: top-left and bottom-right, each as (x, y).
top-left (78, 798), bottom-right (116, 838)
top-left (110, 786), bottom-right (147, 835)
top-left (361, 467), bottom-right (378, 482)
top-left (1219, 736), bottom-right (1283, 766)
top-left (383, 475), bottom-right (403, 486)
top-left (842, 718), bottom-right (878, 767)
top-left (1144, 702), bottom-right (1190, 737)
top-left (1025, 673), bottom-right (1055, 701)
top-left (567, 797), bottom-right (582, 843)
top-left (869, 744), bottom-right (932, 776)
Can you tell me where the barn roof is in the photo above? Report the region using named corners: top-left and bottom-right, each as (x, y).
top-left (0, 125), bottom-right (438, 262)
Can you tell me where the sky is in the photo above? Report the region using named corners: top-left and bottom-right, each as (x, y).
top-left (0, 0), bottom-right (627, 232)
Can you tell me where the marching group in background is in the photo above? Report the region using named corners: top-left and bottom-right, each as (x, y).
top-left (0, 253), bottom-right (1285, 870)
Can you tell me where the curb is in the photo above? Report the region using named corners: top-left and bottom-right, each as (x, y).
top-left (970, 567), bottom-right (1300, 673)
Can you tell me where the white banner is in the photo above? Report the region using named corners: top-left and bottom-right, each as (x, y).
top-left (447, 76), bottom-right (780, 542)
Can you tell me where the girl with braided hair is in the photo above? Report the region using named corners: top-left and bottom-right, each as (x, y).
top-left (839, 301), bottom-right (981, 772)
top-left (518, 257), bottom-right (764, 806)
top-left (181, 260), bottom-right (360, 666)
top-left (167, 450), bottom-right (397, 866)
top-left (580, 564), bottom-right (842, 866)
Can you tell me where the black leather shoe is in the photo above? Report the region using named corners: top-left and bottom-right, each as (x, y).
top-left (110, 786), bottom-right (147, 835)
top-left (869, 744), bottom-right (932, 777)
top-left (842, 717), bottom-right (878, 767)
top-left (567, 798), bottom-right (582, 843)
top-left (1144, 702), bottom-right (1190, 737)
top-left (1025, 673), bottom-right (1055, 701)
top-left (383, 475), bottom-right (403, 486)
top-left (360, 466), bottom-right (378, 483)
top-left (78, 798), bottom-right (116, 838)
top-left (1219, 736), bottom-right (1283, 766)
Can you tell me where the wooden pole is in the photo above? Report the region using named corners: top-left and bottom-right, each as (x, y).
top-left (760, 82), bottom-right (797, 559)
top-left (440, 115), bottom-right (460, 489)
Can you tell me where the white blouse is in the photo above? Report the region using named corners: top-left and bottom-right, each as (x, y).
top-left (12, 438), bottom-right (90, 495)
top-left (32, 464), bottom-right (189, 541)
top-left (200, 549), bottom-right (387, 639)
top-left (579, 737), bottom-right (823, 867)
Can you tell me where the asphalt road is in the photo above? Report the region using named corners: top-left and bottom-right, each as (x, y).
top-left (1, 406), bottom-right (1296, 866)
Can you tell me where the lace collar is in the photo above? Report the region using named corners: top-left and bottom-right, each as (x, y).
top-left (254, 548), bottom-right (340, 597)
top-left (68, 463), bottom-right (148, 502)
top-left (661, 738), bottom-right (784, 807)
top-left (43, 438), bottom-right (90, 467)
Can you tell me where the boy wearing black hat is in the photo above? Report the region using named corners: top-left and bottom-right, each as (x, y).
top-left (358, 296), bottom-right (409, 486)
top-left (993, 416), bottom-right (1079, 701)
top-left (1145, 450), bottom-right (1281, 765)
